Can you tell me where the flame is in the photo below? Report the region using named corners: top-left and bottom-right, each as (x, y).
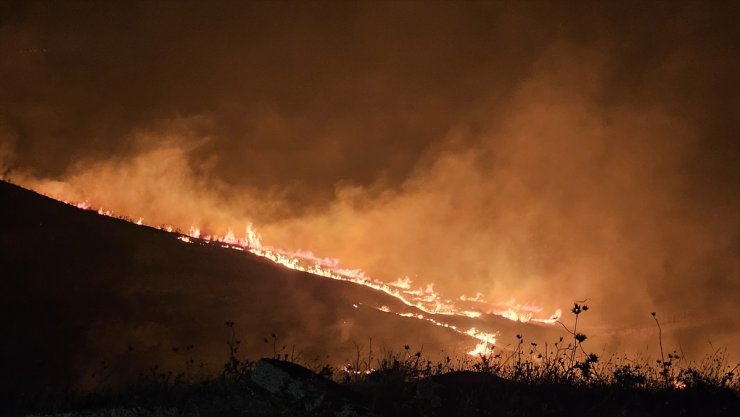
top-left (465, 328), bottom-right (498, 356)
top-left (389, 276), bottom-right (413, 289)
top-left (468, 341), bottom-right (494, 356)
top-left (59, 197), bottom-right (561, 355)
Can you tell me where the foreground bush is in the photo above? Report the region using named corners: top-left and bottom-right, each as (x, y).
top-left (7, 308), bottom-right (739, 417)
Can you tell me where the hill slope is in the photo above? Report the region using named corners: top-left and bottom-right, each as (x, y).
top-left (0, 180), bottom-right (559, 391)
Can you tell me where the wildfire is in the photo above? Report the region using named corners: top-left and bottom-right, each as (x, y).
top-left (673, 379), bottom-right (687, 390)
top-left (63, 198), bottom-right (562, 355)
top-left (465, 328), bottom-right (498, 356)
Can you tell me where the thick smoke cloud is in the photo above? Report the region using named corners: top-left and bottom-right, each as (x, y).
top-left (2, 1), bottom-right (738, 358)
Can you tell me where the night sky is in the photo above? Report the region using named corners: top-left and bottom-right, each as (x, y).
top-left (1, 1), bottom-right (738, 358)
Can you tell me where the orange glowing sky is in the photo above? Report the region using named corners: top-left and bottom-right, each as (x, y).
top-left (1, 1), bottom-right (738, 359)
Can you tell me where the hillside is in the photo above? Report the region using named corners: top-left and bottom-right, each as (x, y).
top-left (0, 180), bottom-right (560, 392)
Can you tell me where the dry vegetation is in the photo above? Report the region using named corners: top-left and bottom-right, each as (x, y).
top-left (6, 304), bottom-right (739, 417)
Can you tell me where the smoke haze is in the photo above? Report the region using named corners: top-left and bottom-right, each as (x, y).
top-left (2, 1), bottom-right (738, 358)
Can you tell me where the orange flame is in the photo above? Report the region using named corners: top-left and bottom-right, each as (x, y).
top-left (60, 198), bottom-right (561, 355)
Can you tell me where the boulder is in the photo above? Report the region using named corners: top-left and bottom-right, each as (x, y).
top-left (250, 359), bottom-right (376, 416)
top-left (251, 358), bottom-right (336, 409)
top-left (415, 371), bottom-right (508, 416)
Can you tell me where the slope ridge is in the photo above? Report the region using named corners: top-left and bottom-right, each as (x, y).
top-left (0, 181), bottom-right (558, 390)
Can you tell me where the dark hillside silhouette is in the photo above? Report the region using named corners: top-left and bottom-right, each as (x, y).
top-left (0, 180), bottom-right (560, 392)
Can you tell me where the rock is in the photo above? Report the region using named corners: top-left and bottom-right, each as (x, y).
top-left (250, 359), bottom-right (377, 416)
top-left (251, 358), bottom-right (337, 410)
top-left (424, 370), bottom-right (507, 391)
top-left (415, 371), bottom-right (508, 416)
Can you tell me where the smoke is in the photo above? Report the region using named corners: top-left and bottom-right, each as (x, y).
top-left (11, 117), bottom-right (294, 233)
top-left (259, 42), bottom-right (740, 356)
top-left (2, 1), bottom-right (738, 358)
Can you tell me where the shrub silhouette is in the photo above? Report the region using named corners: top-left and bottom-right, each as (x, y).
top-left (5, 308), bottom-right (738, 417)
